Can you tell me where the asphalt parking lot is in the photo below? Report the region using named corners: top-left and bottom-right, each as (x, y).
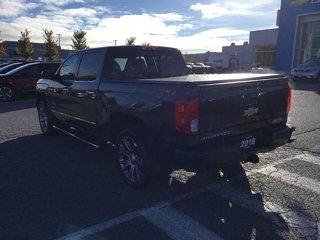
top-left (1, 83), bottom-right (320, 240)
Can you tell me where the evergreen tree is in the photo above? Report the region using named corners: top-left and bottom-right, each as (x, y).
top-left (42, 29), bottom-right (59, 60)
top-left (71, 29), bottom-right (89, 50)
top-left (0, 41), bottom-right (5, 58)
top-left (125, 37), bottom-right (136, 45)
top-left (16, 28), bottom-right (34, 60)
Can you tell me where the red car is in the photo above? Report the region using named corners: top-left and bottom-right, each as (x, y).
top-left (0, 62), bottom-right (60, 101)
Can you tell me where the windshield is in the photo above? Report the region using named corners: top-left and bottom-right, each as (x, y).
top-left (302, 59), bottom-right (320, 67)
top-left (105, 47), bottom-right (188, 80)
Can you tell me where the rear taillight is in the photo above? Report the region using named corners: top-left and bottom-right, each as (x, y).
top-left (286, 87), bottom-right (291, 114)
top-left (175, 99), bottom-right (199, 135)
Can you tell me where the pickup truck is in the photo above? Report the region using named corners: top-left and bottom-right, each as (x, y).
top-left (36, 45), bottom-right (295, 188)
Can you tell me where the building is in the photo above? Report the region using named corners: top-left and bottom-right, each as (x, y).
top-left (183, 51), bottom-right (214, 63)
top-left (250, 28), bottom-right (278, 69)
top-left (207, 53), bottom-right (230, 70)
top-left (221, 29), bottom-right (279, 71)
top-left (276, 0), bottom-right (320, 72)
top-left (2, 41), bottom-right (73, 60)
top-left (222, 42), bottom-right (253, 71)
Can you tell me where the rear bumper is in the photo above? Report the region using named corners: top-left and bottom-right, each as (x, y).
top-left (175, 124), bottom-right (295, 163)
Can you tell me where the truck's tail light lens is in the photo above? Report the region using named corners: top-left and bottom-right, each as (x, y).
top-left (286, 87), bottom-right (291, 114)
top-left (175, 99), bottom-right (199, 135)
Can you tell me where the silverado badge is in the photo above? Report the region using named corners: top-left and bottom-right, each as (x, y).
top-left (244, 107), bottom-right (259, 117)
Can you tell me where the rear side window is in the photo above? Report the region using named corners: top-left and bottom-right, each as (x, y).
top-left (77, 52), bottom-right (103, 81)
top-left (19, 65), bottom-right (39, 76)
top-left (39, 63), bottom-right (60, 73)
top-left (105, 48), bottom-right (188, 80)
top-left (59, 54), bottom-right (80, 80)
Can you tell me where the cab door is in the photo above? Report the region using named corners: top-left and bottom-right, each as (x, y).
top-left (48, 50), bottom-right (104, 133)
top-left (67, 50), bottom-right (104, 132)
top-left (47, 53), bottom-right (81, 124)
top-left (13, 63), bottom-right (41, 92)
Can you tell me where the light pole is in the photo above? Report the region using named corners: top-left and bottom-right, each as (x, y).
top-left (56, 34), bottom-right (61, 49)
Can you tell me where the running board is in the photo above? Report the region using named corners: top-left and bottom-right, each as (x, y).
top-left (53, 126), bottom-right (100, 148)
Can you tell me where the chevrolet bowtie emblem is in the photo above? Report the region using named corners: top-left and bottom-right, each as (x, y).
top-left (244, 107), bottom-right (259, 117)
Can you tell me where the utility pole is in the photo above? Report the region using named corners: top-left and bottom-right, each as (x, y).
top-left (56, 34), bottom-right (61, 49)
top-left (114, 40), bottom-right (117, 46)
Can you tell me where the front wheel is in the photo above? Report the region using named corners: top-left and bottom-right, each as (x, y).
top-left (115, 128), bottom-right (151, 188)
top-left (0, 85), bottom-right (14, 101)
top-left (37, 101), bottom-right (55, 135)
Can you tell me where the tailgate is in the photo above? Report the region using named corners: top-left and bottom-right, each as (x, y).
top-left (198, 75), bottom-right (289, 135)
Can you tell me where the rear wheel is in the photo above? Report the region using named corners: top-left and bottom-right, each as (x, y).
top-left (0, 85), bottom-right (14, 101)
top-left (115, 128), bottom-right (151, 188)
top-left (37, 101), bottom-right (56, 135)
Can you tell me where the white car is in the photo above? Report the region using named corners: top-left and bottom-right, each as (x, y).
top-left (291, 58), bottom-right (320, 82)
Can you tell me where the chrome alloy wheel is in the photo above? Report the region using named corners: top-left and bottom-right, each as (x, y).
top-left (38, 103), bottom-right (49, 133)
top-left (118, 136), bottom-right (144, 183)
top-left (0, 86), bottom-right (13, 101)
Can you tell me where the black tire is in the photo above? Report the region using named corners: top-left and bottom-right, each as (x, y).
top-left (37, 101), bottom-right (56, 135)
top-left (115, 128), bottom-right (152, 189)
top-left (0, 84), bottom-right (14, 101)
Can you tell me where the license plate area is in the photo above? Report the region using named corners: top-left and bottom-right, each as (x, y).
top-left (240, 136), bottom-right (256, 150)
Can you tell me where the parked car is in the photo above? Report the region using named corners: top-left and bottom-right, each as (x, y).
top-left (195, 63), bottom-right (216, 73)
top-left (187, 63), bottom-right (216, 74)
top-left (185, 63), bottom-right (193, 74)
top-left (0, 62), bottom-right (28, 74)
top-left (0, 62), bottom-right (60, 101)
top-left (36, 45), bottom-right (294, 188)
top-left (187, 63), bottom-right (206, 74)
top-left (207, 63), bottom-right (223, 73)
top-left (291, 58), bottom-right (320, 82)
top-left (0, 62), bottom-right (12, 68)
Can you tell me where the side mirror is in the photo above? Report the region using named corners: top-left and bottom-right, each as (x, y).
top-left (41, 70), bottom-right (55, 80)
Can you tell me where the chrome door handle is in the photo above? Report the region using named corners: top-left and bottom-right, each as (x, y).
top-left (86, 90), bottom-right (95, 95)
top-left (62, 88), bottom-right (71, 94)
top-left (86, 90), bottom-right (96, 98)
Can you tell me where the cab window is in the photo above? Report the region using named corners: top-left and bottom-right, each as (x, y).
top-left (77, 52), bottom-right (103, 81)
top-left (58, 54), bottom-right (80, 80)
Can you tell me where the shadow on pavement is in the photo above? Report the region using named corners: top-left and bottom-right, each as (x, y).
top-left (0, 96), bottom-right (36, 113)
top-left (0, 133), bottom-right (292, 240)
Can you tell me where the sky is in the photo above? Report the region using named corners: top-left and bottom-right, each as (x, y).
top-left (0, 0), bottom-right (280, 53)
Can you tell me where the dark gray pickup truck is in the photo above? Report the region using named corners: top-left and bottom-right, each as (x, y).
top-left (36, 45), bottom-right (295, 188)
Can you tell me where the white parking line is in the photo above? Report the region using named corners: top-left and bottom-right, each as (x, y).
top-left (208, 184), bottom-right (318, 238)
top-left (248, 153), bottom-right (320, 196)
top-left (299, 153), bottom-right (320, 166)
top-left (56, 211), bottom-right (141, 240)
top-left (142, 206), bottom-right (223, 240)
top-left (55, 185), bottom-right (220, 240)
top-left (253, 153), bottom-right (320, 170)
top-left (56, 153), bottom-right (320, 240)
top-left (255, 166), bottom-right (320, 194)
top-left (264, 202), bottom-right (318, 239)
